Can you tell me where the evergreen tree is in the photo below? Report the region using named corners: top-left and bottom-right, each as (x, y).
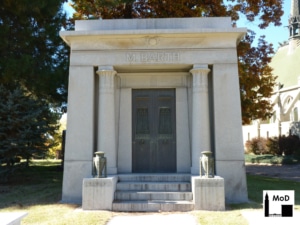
top-left (0, 0), bottom-right (70, 106)
top-left (0, 85), bottom-right (60, 176)
top-left (71, 0), bottom-right (283, 124)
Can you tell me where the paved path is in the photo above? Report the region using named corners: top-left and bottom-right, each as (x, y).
top-left (107, 214), bottom-right (199, 225)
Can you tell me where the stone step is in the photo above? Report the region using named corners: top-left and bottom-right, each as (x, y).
top-left (114, 191), bottom-right (193, 201)
top-left (116, 181), bottom-right (191, 192)
top-left (118, 174), bottom-right (191, 182)
top-left (112, 200), bottom-right (194, 212)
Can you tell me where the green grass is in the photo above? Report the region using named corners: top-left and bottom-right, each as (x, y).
top-left (0, 160), bottom-right (300, 225)
top-left (247, 174), bottom-right (300, 205)
top-left (0, 160), bottom-right (63, 208)
top-left (245, 154), bottom-right (299, 164)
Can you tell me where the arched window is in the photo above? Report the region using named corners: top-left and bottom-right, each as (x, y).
top-left (283, 96), bottom-right (293, 113)
top-left (293, 107), bottom-right (298, 122)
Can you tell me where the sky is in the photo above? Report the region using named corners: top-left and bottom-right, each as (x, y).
top-left (236, 0), bottom-right (290, 50)
top-left (63, 0), bottom-right (291, 50)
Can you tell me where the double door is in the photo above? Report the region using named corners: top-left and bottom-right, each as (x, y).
top-left (132, 89), bottom-right (176, 173)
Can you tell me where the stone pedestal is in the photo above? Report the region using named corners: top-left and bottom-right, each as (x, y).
top-left (82, 177), bottom-right (118, 210)
top-left (192, 176), bottom-right (225, 211)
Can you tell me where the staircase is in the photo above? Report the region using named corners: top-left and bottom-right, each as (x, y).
top-left (112, 174), bottom-right (194, 212)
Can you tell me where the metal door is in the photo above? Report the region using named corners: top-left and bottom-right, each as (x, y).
top-left (132, 89), bottom-right (176, 173)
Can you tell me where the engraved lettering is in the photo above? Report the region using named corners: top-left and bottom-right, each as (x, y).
top-left (127, 53), bottom-right (136, 62)
top-left (141, 53), bottom-right (148, 62)
top-left (126, 52), bottom-right (180, 63)
top-left (173, 53), bottom-right (180, 61)
top-left (158, 53), bottom-right (165, 61)
top-left (149, 53), bottom-right (157, 61)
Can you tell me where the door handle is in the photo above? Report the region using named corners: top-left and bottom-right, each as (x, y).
top-left (139, 139), bottom-right (145, 145)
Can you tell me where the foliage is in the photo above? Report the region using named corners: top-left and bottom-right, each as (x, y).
top-left (245, 137), bottom-right (268, 155)
top-left (0, 0), bottom-right (72, 178)
top-left (48, 115), bottom-right (66, 159)
top-left (0, 0), bottom-right (70, 106)
top-left (245, 154), bottom-right (299, 165)
top-left (71, 0), bottom-right (283, 29)
top-left (266, 136), bottom-right (280, 155)
top-left (246, 135), bottom-right (300, 158)
top-left (71, 0), bottom-right (281, 124)
top-left (0, 85), bottom-right (60, 181)
top-left (279, 135), bottom-right (300, 156)
top-left (238, 32), bottom-right (277, 124)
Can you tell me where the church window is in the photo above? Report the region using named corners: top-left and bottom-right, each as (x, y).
top-left (293, 107), bottom-right (298, 122)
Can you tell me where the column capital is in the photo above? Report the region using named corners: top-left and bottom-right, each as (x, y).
top-left (189, 64), bottom-right (210, 76)
top-left (96, 65), bottom-right (117, 76)
top-left (97, 66), bottom-right (116, 94)
top-left (190, 64), bottom-right (210, 93)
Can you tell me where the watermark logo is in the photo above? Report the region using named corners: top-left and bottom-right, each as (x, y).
top-left (263, 190), bottom-right (294, 217)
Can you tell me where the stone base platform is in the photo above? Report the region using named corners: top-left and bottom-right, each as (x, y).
top-left (192, 176), bottom-right (225, 211)
top-left (82, 174), bottom-right (225, 212)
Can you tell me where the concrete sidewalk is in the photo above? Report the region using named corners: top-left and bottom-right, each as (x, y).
top-left (106, 214), bottom-right (199, 225)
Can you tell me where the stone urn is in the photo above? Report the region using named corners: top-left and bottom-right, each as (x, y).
top-left (200, 151), bottom-right (214, 178)
top-left (93, 151), bottom-right (107, 178)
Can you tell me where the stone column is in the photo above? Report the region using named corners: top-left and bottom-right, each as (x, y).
top-left (190, 64), bottom-right (211, 175)
top-left (96, 66), bottom-right (117, 174)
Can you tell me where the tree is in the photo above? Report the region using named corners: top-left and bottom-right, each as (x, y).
top-left (0, 85), bottom-right (60, 178)
top-left (238, 32), bottom-right (277, 124)
top-left (71, 0), bottom-right (283, 124)
top-left (0, 0), bottom-right (70, 106)
top-left (71, 0), bottom-right (283, 29)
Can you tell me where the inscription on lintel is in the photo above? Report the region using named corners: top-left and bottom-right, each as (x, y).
top-left (126, 52), bottom-right (180, 63)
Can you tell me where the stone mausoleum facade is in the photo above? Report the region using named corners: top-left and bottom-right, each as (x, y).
top-left (60, 17), bottom-right (248, 208)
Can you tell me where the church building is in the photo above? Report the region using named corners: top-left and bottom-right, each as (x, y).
top-left (243, 0), bottom-right (300, 142)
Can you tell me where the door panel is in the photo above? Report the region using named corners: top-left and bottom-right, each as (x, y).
top-left (132, 89), bottom-right (176, 173)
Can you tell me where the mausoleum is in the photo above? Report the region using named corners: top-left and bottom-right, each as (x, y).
top-left (60, 17), bottom-right (248, 211)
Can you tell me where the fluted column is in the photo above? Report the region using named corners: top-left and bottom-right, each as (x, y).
top-left (96, 66), bottom-right (117, 174)
top-left (190, 64), bottom-right (211, 175)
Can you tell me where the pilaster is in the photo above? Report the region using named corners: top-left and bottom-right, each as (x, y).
top-left (212, 63), bottom-right (248, 203)
top-left (96, 66), bottom-right (117, 174)
top-left (190, 64), bottom-right (211, 175)
top-left (62, 66), bottom-right (95, 203)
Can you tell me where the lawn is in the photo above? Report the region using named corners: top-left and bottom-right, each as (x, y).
top-left (0, 160), bottom-right (299, 225)
top-left (245, 154), bottom-right (299, 164)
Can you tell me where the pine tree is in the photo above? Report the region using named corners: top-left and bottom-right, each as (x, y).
top-left (0, 85), bottom-right (60, 177)
top-left (0, 0), bottom-right (70, 106)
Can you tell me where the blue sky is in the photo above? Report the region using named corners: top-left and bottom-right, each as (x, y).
top-left (63, 1), bottom-right (291, 50)
top-left (236, 0), bottom-right (290, 50)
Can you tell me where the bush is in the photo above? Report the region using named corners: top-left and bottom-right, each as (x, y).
top-left (246, 135), bottom-right (300, 157)
top-left (245, 137), bottom-right (268, 155)
top-left (266, 137), bottom-right (281, 155)
top-left (279, 135), bottom-right (300, 156)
